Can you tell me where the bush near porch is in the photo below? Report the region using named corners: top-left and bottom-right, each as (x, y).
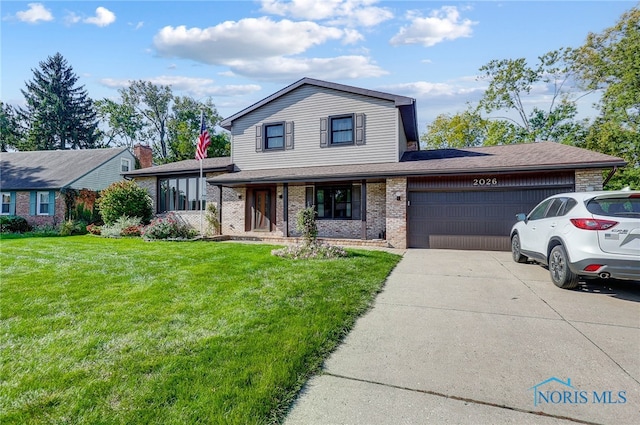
top-left (0, 236), bottom-right (400, 425)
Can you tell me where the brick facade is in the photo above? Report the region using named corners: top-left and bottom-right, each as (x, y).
top-left (14, 191), bottom-right (66, 227)
top-left (385, 177), bottom-right (407, 249)
top-left (575, 169), bottom-right (604, 192)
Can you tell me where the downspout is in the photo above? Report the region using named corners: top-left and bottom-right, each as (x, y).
top-left (602, 166), bottom-right (618, 188)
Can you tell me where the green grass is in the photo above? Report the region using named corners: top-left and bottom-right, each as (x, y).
top-left (0, 236), bottom-right (400, 425)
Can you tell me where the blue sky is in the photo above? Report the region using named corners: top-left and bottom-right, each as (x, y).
top-left (1, 1), bottom-right (636, 131)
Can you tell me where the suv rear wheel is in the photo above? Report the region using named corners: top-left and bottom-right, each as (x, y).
top-left (549, 245), bottom-right (579, 289)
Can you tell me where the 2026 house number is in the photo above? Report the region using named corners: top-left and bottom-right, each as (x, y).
top-left (473, 177), bottom-right (498, 186)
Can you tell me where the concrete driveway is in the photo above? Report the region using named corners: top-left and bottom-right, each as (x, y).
top-left (285, 249), bottom-right (640, 425)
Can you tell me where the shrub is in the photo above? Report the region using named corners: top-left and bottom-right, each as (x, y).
top-left (142, 213), bottom-right (197, 240)
top-left (0, 215), bottom-right (31, 233)
top-left (97, 180), bottom-right (153, 225)
top-left (59, 219), bottom-right (89, 236)
top-left (86, 224), bottom-right (102, 235)
top-left (101, 216), bottom-right (142, 238)
top-left (296, 206), bottom-right (318, 246)
top-left (205, 204), bottom-right (220, 235)
top-left (272, 243), bottom-right (348, 259)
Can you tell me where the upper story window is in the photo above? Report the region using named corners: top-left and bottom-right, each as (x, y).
top-left (330, 115), bottom-right (354, 145)
top-left (121, 158), bottom-right (131, 172)
top-left (265, 123), bottom-right (285, 150)
top-left (37, 191), bottom-right (50, 215)
top-left (255, 121), bottom-right (294, 152)
top-left (1, 192), bottom-right (11, 215)
top-left (320, 113), bottom-right (365, 148)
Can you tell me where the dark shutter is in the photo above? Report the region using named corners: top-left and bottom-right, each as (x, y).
top-left (29, 192), bottom-right (36, 216)
top-left (305, 187), bottom-right (314, 207)
top-left (255, 125), bottom-right (263, 152)
top-left (9, 192), bottom-right (16, 215)
top-left (320, 117), bottom-right (328, 147)
top-left (352, 185), bottom-right (361, 220)
top-left (285, 121), bottom-right (294, 150)
top-left (355, 113), bottom-right (365, 145)
top-left (49, 191), bottom-right (55, 216)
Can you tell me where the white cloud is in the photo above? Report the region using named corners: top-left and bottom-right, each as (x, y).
top-left (64, 12), bottom-right (81, 26)
top-left (84, 7), bottom-right (116, 27)
top-left (16, 3), bottom-right (53, 24)
top-left (390, 6), bottom-right (476, 47)
top-left (154, 18), bottom-right (354, 64)
top-left (225, 55), bottom-right (387, 80)
top-left (260, 0), bottom-right (393, 27)
top-left (129, 21), bottom-right (144, 30)
top-left (98, 76), bottom-right (262, 98)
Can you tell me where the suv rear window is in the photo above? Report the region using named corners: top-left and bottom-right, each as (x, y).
top-left (587, 197), bottom-right (640, 217)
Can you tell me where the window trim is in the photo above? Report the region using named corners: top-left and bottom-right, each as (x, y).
top-left (1, 192), bottom-right (11, 215)
top-left (36, 191), bottom-right (50, 216)
top-left (157, 175), bottom-right (206, 213)
top-left (329, 114), bottom-right (355, 146)
top-left (315, 185), bottom-right (353, 220)
top-left (121, 158), bottom-right (131, 173)
top-left (263, 122), bottom-right (285, 151)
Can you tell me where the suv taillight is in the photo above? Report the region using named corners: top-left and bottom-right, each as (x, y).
top-left (570, 218), bottom-right (618, 230)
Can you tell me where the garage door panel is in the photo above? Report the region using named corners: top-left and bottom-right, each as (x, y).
top-left (407, 186), bottom-right (573, 250)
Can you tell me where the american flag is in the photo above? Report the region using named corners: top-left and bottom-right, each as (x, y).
top-left (195, 112), bottom-right (210, 160)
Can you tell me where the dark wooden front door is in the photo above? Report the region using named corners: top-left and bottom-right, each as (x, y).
top-left (254, 190), bottom-right (270, 231)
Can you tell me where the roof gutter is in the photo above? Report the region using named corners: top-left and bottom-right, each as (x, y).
top-left (602, 166), bottom-right (618, 188)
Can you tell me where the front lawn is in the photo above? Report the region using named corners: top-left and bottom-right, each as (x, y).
top-left (0, 236), bottom-right (400, 424)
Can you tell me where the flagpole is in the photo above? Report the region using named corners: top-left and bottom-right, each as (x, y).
top-left (199, 157), bottom-right (204, 236)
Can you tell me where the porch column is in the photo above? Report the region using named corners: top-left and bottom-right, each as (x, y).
top-left (283, 183), bottom-right (289, 237)
top-left (360, 179), bottom-right (367, 240)
top-left (217, 184), bottom-right (223, 235)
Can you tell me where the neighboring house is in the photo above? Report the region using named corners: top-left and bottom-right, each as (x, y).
top-left (0, 148), bottom-right (135, 226)
top-left (128, 77), bottom-right (627, 250)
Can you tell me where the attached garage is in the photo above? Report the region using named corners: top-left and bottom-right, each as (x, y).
top-left (407, 172), bottom-right (575, 250)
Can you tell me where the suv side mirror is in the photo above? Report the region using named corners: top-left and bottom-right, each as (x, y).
top-left (515, 213), bottom-right (527, 222)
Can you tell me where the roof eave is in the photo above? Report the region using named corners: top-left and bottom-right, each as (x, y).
top-left (207, 160), bottom-right (626, 186)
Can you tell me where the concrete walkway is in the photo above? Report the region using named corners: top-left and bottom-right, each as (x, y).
top-left (285, 249), bottom-right (640, 425)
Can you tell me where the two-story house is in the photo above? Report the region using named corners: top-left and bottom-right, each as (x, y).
top-left (208, 77), bottom-right (625, 250)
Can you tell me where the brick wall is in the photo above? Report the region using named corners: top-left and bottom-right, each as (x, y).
top-left (285, 182), bottom-right (386, 240)
top-left (15, 191), bottom-right (65, 227)
top-left (386, 177), bottom-right (407, 249)
top-left (221, 187), bottom-right (246, 235)
top-left (134, 176), bottom-right (157, 211)
top-left (575, 169), bottom-right (604, 192)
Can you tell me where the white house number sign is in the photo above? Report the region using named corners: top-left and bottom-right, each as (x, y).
top-left (472, 177), bottom-right (498, 186)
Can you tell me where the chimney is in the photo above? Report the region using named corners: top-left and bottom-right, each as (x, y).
top-left (133, 144), bottom-right (153, 168)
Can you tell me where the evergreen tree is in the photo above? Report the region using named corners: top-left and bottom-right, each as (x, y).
top-left (19, 53), bottom-right (99, 150)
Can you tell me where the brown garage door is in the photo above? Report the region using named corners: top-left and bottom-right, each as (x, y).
top-left (407, 173), bottom-right (574, 250)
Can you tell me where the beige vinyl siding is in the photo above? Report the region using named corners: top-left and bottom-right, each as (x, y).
top-left (70, 151), bottom-right (135, 190)
top-left (231, 85), bottom-right (399, 170)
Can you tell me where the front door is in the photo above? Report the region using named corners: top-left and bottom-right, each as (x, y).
top-left (254, 190), bottom-right (270, 231)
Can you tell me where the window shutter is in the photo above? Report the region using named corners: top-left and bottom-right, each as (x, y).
top-left (9, 192), bottom-right (16, 215)
top-left (285, 121), bottom-right (294, 150)
top-left (305, 187), bottom-right (314, 207)
top-left (355, 113), bottom-right (365, 145)
top-left (49, 191), bottom-right (56, 216)
top-left (320, 117), bottom-right (328, 148)
top-left (352, 185), bottom-right (361, 220)
top-left (29, 192), bottom-right (36, 215)
top-left (255, 125), bottom-right (263, 152)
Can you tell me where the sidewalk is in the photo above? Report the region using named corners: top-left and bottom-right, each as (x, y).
top-left (285, 249), bottom-right (640, 425)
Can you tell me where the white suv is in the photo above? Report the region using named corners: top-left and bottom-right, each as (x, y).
top-left (510, 190), bottom-right (640, 289)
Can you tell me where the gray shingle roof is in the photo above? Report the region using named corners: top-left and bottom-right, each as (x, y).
top-left (208, 142), bottom-right (626, 185)
top-left (123, 157), bottom-right (232, 177)
top-left (0, 148), bottom-right (129, 190)
top-left (220, 77), bottom-right (419, 141)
